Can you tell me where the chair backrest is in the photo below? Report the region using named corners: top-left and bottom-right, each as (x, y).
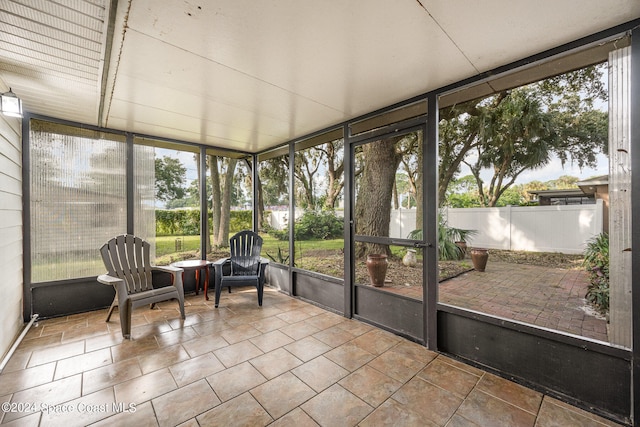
top-left (100, 234), bottom-right (154, 294)
top-left (229, 230), bottom-right (263, 276)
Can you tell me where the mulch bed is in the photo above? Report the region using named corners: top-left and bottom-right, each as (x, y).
top-left (162, 247), bottom-right (585, 290)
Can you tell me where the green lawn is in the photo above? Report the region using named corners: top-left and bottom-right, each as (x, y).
top-left (154, 234), bottom-right (344, 259)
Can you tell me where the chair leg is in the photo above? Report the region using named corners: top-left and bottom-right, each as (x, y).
top-left (119, 299), bottom-right (132, 339)
top-left (215, 281), bottom-right (223, 308)
top-left (257, 280), bottom-right (263, 307)
top-left (106, 295), bottom-right (117, 322)
top-left (177, 294), bottom-right (186, 320)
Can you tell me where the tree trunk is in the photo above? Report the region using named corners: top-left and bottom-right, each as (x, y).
top-left (195, 153), bottom-right (212, 254)
top-left (256, 169), bottom-right (264, 230)
top-left (215, 158), bottom-right (238, 247)
top-left (324, 141), bottom-right (344, 210)
top-left (354, 137), bottom-right (403, 258)
top-left (209, 155), bottom-right (222, 247)
top-left (414, 140), bottom-right (423, 232)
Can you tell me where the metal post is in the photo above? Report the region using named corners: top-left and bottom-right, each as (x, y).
top-left (425, 94), bottom-right (439, 350)
top-left (288, 140), bottom-right (295, 296)
top-left (629, 27), bottom-right (640, 427)
top-left (126, 133), bottom-right (134, 235)
top-left (343, 124), bottom-right (353, 318)
top-left (200, 147), bottom-right (207, 259)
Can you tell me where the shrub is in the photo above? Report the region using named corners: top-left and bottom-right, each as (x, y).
top-left (156, 209), bottom-right (200, 235)
top-left (229, 210), bottom-right (252, 233)
top-left (263, 223), bottom-right (289, 241)
top-left (266, 210), bottom-right (343, 241)
top-left (583, 232), bottom-right (609, 314)
top-left (156, 209), bottom-right (253, 236)
top-left (407, 215), bottom-right (477, 261)
top-left (294, 210), bottom-right (343, 240)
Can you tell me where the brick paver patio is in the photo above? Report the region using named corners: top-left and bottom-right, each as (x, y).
top-left (380, 261), bottom-right (609, 342)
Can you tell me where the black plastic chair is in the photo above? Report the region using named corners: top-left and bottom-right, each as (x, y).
top-left (212, 230), bottom-right (268, 308)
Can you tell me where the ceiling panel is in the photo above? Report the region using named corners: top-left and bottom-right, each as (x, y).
top-left (106, 29), bottom-right (347, 150)
top-left (425, 0), bottom-right (640, 73)
top-left (0, 0), bottom-right (108, 124)
top-left (1, 0), bottom-right (639, 153)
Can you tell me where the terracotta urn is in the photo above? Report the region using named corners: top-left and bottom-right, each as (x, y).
top-left (366, 254), bottom-right (388, 287)
top-left (470, 248), bottom-right (489, 272)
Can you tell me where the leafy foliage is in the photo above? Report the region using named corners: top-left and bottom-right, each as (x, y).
top-left (268, 210), bottom-right (344, 241)
top-left (155, 156), bottom-right (186, 202)
top-left (156, 209), bottom-right (199, 236)
top-left (295, 211), bottom-right (343, 240)
top-left (439, 64), bottom-right (608, 207)
top-left (583, 233), bottom-right (609, 314)
top-left (266, 246), bottom-right (290, 264)
top-left (229, 210), bottom-right (252, 232)
top-left (156, 209), bottom-right (251, 236)
top-left (407, 215), bottom-right (477, 261)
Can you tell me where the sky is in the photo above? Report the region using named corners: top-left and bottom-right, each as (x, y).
top-left (516, 153), bottom-right (608, 183)
top-left (462, 152), bottom-right (609, 186)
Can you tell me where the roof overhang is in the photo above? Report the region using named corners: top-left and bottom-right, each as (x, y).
top-left (1, 1), bottom-right (639, 153)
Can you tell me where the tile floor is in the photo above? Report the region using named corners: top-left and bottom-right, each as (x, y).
top-left (0, 288), bottom-right (623, 427)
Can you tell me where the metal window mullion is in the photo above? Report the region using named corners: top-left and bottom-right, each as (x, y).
top-left (425, 94), bottom-right (438, 350)
top-left (200, 147), bottom-right (207, 260)
top-left (252, 153), bottom-right (259, 232)
top-left (287, 140), bottom-right (295, 294)
top-left (343, 123), bottom-right (353, 318)
top-left (629, 27), bottom-right (640, 427)
top-left (126, 133), bottom-right (134, 235)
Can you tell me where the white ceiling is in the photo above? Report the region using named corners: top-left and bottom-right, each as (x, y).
top-left (1, 0), bottom-right (639, 153)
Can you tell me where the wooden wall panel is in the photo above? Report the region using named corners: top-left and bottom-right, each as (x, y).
top-left (0, 106), bottom-right (23, 361)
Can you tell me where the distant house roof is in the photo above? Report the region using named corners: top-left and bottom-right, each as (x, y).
top-left (577, 175), bottom-right (608, 196)
top-left (527, 188), bottom-right (587, 198)
top-left (527, 175), bottom-right (609, 199)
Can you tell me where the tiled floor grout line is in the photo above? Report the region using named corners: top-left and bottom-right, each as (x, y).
top-left (1, 291), bottom-right (625, 427)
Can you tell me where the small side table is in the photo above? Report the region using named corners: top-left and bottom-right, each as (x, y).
top-left (170, 260), bottom-right (211, 298)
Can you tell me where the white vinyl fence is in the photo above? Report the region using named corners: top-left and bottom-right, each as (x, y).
top-left (443, 200), bottom-right (604, 254)
top-left (268, 201), bottom-right (603, 255)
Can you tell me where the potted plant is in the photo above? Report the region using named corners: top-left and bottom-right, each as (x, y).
top-left (407, 215), bottom-right (477, 261)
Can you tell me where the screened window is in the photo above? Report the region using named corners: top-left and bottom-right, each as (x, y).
top-left (29, 119), bottom-right (127, 282)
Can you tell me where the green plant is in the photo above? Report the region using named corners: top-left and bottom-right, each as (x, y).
top-left (294, 210), bottom-right (343, 240)
top-left (407, 215), bottom-right (477, 261)
top-left (156, 209), bottom-right (252, 236)
top-left (583, 232), bottom-right (609, 314)
top-left (263, 223), bottom-right (290, 241)
top-left (266, 246), bottom-right (290, 264)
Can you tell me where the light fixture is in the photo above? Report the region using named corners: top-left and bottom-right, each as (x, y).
top-left (0, 88), bottom-right (23, 118)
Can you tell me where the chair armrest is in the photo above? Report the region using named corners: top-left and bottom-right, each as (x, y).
top-left (212, 258), bottom-right (230, 290)
top-left (97, 274), bottom-right (122, 286)
top-left (213, 258), bottom-right (230, 267)
top-left (153, 265), bottom-right (183, 274)
top-left (97, 274), bottom-right (128, 308)
top-left (153, 265), bottom-right (184, 292)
